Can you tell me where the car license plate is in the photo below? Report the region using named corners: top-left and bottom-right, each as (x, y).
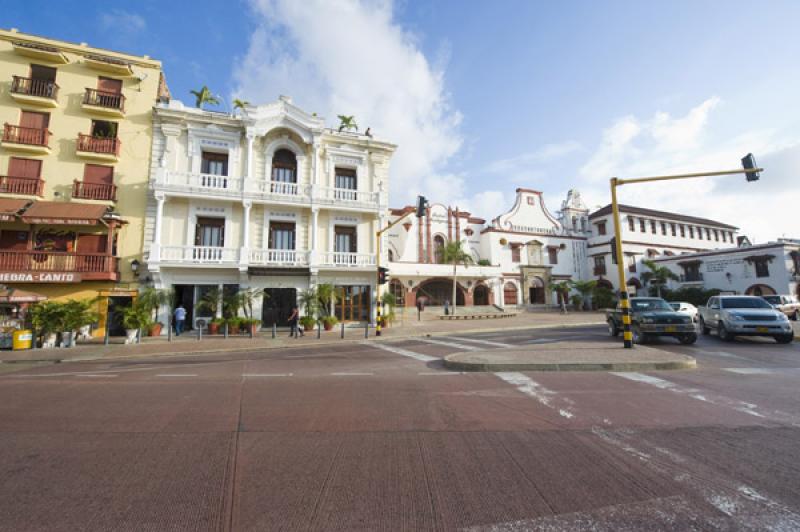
top-left (756, 327), bottom-right (769, 333)
top-left (665, 326), bottom-right (677, 333)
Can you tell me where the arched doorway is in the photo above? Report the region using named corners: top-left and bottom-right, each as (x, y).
top-left (504, 282), bottom-right (518, 306)
top-left (473, 284), bottom-right (489, 306)
top-left (417, 279), bottom-right (465, 306)
top-left (528, 277), bottom-right (545, 304)
top-left (627, 277), bottom-right (642, 296)
top-left (745, 284), bottom-right (776, 296)
top-left (596, 279), bottom-right (613, 290)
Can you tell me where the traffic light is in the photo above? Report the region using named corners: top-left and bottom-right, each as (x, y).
top-left (416, 195), bottom-right (428, 218)
top-left (742, 153), bottom-right (760, 182)
top-left (610, 236), bottom-right (618, 265)
top-left (378, 266), bottom-right (389, 285)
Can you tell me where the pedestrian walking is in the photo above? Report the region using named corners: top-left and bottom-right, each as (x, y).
top-left (444, 299), bottom-right (450, 315)
top-left (174, 304), bottom-right (186, 336)
top-left (288, 305), bottom-right (304, 338)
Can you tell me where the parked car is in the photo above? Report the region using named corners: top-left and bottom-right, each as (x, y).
top-left (669, 301), bottom-right (699, 322)
top-left (761, 295), bottom-right (800, 321)
top-left (698, 295), bottom-right (794, 344)
top-left (607, 297), bottom-right (697, 344)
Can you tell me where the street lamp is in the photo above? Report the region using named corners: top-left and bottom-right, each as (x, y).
top-left (610, 156), bottom-right (763, 348)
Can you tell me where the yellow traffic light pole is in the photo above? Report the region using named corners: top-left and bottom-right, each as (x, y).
top-left (374, 209), bottom-right (416, 336)
top-left (611, 166), bottom-right (762, 348)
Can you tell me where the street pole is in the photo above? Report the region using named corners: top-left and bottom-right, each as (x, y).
top-left (610, 178), bottom-right (633, 348)
top-left (609, 162), bottom-right (762, 349)
top-left (376, 229), bottom-right (382, 337)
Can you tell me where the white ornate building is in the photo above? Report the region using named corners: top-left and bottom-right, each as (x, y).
top-left (143, 96), bottom-right (395, 328)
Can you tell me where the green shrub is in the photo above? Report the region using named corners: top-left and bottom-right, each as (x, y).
top-left (592, 286), bottom-right (617, 309)
top-left (477, 259), bottom-right (491, 266)
top-left (660, 287), bottom-right (722, 307)
top-left (299, 316), bottom-right (317, 328)
top-left (122, 303), bottom-right (151, 330)
top-left (321, 315), bottom-right (339, 327)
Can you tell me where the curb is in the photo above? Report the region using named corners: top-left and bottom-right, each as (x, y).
top-left (0, 320), bottom-right (606, 365)
top-left (442, 355), bottom-right (697, 373)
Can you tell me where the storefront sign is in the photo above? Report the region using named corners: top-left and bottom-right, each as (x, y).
top-left (22, 218), bottom-right (97, 225)
top-left (705, 258), bottom-right (743, 273)
top-left (0, 272), bottom-right (82, 283)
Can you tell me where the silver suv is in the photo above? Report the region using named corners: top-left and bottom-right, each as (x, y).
top-left (698, 295), bottom-right (794, 344)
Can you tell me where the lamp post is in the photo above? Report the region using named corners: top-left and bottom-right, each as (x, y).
top-left (611, 155), bottom-right (762, 348)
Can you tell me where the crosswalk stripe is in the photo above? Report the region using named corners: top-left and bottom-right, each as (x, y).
top-left (415, 337), bottom-right (482, 351)
top-left (437, 335), bottom-right (512, 348)
top-left (369, 342), bottom-right (438, 362)
top-left (243, 373), bottom-right (292, 377)
top-left (156, 374), bottom-right (197, 377)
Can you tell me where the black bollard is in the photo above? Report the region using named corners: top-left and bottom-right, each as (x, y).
top-left (167, 316), bottom-right (172, 342)
top-left (104, 312), bottom-right (111, 345)
top-left (272, 322), bottom-right (276, 339)
top-left (364, 321), bottom-right (369, 338)
top-left (317, 321), bottom-right (321, 339)
top-left (341, 322), bottom-right (345, 339)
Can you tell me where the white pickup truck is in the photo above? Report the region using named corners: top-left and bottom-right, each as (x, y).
top-left (698, 295), bottom-right (794, 344)
top-left (761, 295), bottom-right (800, 321)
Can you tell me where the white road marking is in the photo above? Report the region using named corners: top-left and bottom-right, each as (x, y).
top-left (331, 372), bottom-right (374, 376)
top-left (437, 335), bottom-right (512, 348)
top-left (711, 351), bottom-right (753, 361)
top-left (610, 372), bottom-right (800, 423)
top-left (242, 373), bottom-right (292, 377)
top-left (417, 371), bottom-right (464, 376)
top-left (76, 374), bottom-right (117, 378)
top-left (156, 374), bottom-right (197, 377)
top-left (494, 371), bottom-right (576, 419)
top-left (415, 337), bottom-right (483, 351)
top-left (724, 368), bottom-right (776, 375)
top-left (369, 342), bottom-right (438, 362)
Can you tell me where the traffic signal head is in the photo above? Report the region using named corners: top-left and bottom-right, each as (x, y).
top-left (742, 153), bottom-right (760, 182)
top-left (416, 195), bottom-right (428, 218)
top-left (378, 266), bottom-right (389, 285)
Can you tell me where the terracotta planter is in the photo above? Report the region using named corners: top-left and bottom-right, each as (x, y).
top-left (208, 322), bottom-right (220, 335)
top-left (248, 324), bottom-right (258, 335)
top-left (303, 323), bottom-right (314, 332)
top-left (149, 323), bottom-right (163, 337)
top-left (323, 321), bottom-right (334, 331)
top-left (229, 325), bottom-right (240, 335)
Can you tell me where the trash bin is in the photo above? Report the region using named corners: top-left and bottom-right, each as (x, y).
top-left (12, 329), bottom-right (32, 350)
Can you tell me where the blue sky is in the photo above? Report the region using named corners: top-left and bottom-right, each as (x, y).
top-left (6, 1), bottom-right (800, 240)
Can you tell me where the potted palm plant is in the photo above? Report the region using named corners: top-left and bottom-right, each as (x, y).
top-left (381, 292), bottom-right (397, 327)
top-left (197, 287), bottom-right (221, 333)
top-left (316, 284), bottom-right (337, 320)
top-left (30, 301), bottom-right (65, 348)
top-left (227, 316), bottom-right (242, 335)
top-left (121, 302), bottom-right (150, 345)
top-left (138, 287), bottom-right (172, 336)
top-left (61, 299), bottom-right (99, 348)
top-left (299, 315), bottom-right (317, 332)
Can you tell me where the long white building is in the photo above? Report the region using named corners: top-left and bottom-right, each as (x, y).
top-left (143, 96), bottom-right (395, 328)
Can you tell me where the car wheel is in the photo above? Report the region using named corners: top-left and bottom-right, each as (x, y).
top-left (699, 317), bottom-right (710, 335)
top-left (717, 322), bottom-right (733, 342)
top-left (679, 333), bottom-right (698, 345)
top-left (608, 319), bottom-right (619, 337)
top-left (775, 334), bottom-right (794, 344)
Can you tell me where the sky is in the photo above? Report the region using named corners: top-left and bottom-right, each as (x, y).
top-left (5, 0), bottom-right (800, 242)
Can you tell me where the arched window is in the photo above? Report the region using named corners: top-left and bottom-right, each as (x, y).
top-left (389, 279), bottom-right (405, 306)
top-left (571, 216), bottom-right (577, 230)
top-left (504, 282), bottom-right (518, 306)
top-left (433, 235), bottom-right (446, 264)
top-left (271, 149), bottom-right (297, 183)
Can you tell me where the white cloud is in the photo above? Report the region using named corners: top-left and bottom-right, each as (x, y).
top-left (98, 10), bottom-right (146, 34)
top-left (485, 140), bottom-right (582, 174)
top-left (233, 0), bottom-right (462, 204)
top-left (576, 97), bottom-right (799, 242)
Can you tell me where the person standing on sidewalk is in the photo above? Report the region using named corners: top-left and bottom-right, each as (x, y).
top-left (174, 304), bottom-right (186, 336)
top-left (288, 305), bottom-right (304, 338)
top-left (444, 299), bottom-right (450, 316)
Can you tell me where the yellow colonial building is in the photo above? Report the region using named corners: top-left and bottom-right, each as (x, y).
top-left (0, 28), bottom-right (167, 334)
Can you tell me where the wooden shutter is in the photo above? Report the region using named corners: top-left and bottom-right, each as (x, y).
top-left (20, 111), bottom-right (49, 129)
top-left (97, 77), bottom-right (122, 94)
top-left (83, 164), bottom-right (114, 184)
top-left (0, 230), bottom-right (30, 251)
top-left (8, 157), bottom-right (42, 178)
top-left (77, 234), bottom-right (107, 253)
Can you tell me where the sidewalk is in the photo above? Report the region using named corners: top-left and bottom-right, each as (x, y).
top-left (0, 311), bottom-right (606, 363)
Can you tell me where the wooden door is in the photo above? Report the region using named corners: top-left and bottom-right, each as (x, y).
top-left (83, 164), bottom-right (114, 184)
top-left (8, 157), bottom-right (41, 178)
top-left (77, 234), bottom-right (108, 253)
top-left (0, 230), bottom-right (30, 251)
top-left (20, 110), bottom-right (49, 129)
top-left (97, 77), bottom-right (122, 94)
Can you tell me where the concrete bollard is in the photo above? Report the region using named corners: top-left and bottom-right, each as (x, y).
top-left (197, 325), bottom-right (202, 341)
top-left (224, 322), bottom-right (228, 339)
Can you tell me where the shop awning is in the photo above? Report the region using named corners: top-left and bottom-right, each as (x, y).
top-left (0, 199), bottom-right (31, 221)
top-left (0, 287), bottom-right (47, 303)
top-left (20, 201), bottom-right (110, 225)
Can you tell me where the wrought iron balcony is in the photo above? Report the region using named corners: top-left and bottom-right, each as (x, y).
top-left (72, 180), bottom-right (117, 201)
top-left (0, 176), bottom-right (44, 196)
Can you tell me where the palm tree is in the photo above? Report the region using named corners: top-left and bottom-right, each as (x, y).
top-left (641, 259), bottom-right (678, 298)
top-left (190, 86), bottom-right (220, 109)
top-left (548, 280), bottom-right (571, 313)
top-left (233, 98), bottom-right (250, 113)
top-left (316, 284), bottom-right (338, 317)
top-left (298, 288), bottom-right (319, 318)
top-left (438, 241), bottom-right (474, 315)
top-left (569, 279), bottom-right (597, 310)
top-left (238, 288), bottom-right (264, 319)
top-left (337, 115), bottom-right (358, 132)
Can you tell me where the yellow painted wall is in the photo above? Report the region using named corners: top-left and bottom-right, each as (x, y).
top-left (0, 29), bottom-right (163, 289)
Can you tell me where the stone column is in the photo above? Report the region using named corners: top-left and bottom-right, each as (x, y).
top-left (239, 200), bottom-right (252, 270)
top-left (151, 193), bottom-right (165, 262)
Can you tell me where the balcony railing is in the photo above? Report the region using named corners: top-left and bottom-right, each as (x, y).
top-left (315, 186), bottom-right (379, 205)
top-left (11, 76), bottom-right (59, 100)
top-left (593, 265), bottom-right (607, 276)
top-left (83, 88), bottom-right (125, 111)
top-left (249, 249), bottom-right (310, 266)
top-left (159, 246), bottom-right (239, 264)
top-left (3, 124), bottom-right (50, 147)
top-left (0, 251), bottom-right (117, 274)
top-left (0, 176), bottom-right (43, 196)
top-left (679, 272), bottom-right (704, 283)
top-left (77, 134), bottom-right (120, 156)
top-left (72, 180), bottom-right (117, 201)
top-left (158, 171), bottom-right (242, 193)
top-left (318, 252), bottom-right (376, 268)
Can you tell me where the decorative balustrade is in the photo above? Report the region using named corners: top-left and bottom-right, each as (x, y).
top-left (248, 249), bottom-right (310, 266)
top-left (159, 246), bottom-right (240, 264)
top-left (3, 124), bottom-right (50, 147)
top-left (315, 186), bottom-right (379, 205)
top-left (11, 76), bottom-right (59, 100)
top-left (0, 251), bottom-right (117, 274)
top-left (83, 88), bottom-right (125, 111)
top-left (72, 180), bottom-right (117, 201)
top-left (318, 252), bottom-right (376, 268)
top-left (77, 134), bottom-right (120, 155)
top-left (158, 171), bottom-right (242, 193)
top-left (0, 176), bottom-right (44, 196)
